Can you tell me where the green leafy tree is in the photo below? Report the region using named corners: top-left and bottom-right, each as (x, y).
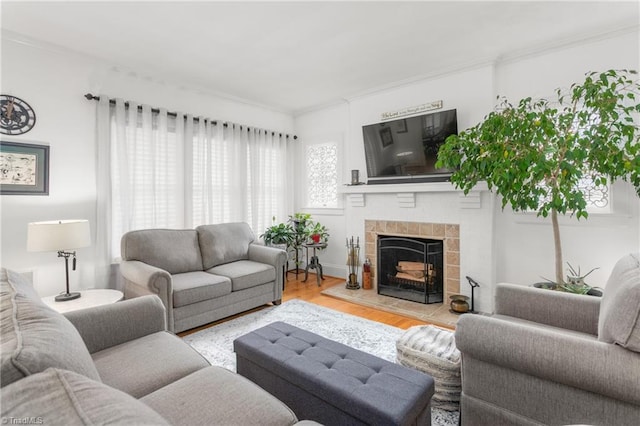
top-left (437, 69), bottom-right (640, 285)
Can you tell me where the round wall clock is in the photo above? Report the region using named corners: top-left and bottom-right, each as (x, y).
top-left (0, 95), bottom-right (36, 135)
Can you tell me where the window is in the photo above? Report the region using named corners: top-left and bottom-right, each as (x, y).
top-left (306, 142), bottom-right (338, 208)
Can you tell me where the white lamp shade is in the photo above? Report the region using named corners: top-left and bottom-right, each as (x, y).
top-left (27, 220), bottom-right (91, 252)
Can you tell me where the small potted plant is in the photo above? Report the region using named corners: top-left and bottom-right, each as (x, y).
top-left (260, 219), bottom-right (293, 249)
top-left (306, 222), bottom-right (329, 244)
top-left (536, 262), bottom-right (602, 296)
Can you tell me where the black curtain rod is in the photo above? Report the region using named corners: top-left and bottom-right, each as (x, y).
top-left (84, 93), bottom-right (297, 140)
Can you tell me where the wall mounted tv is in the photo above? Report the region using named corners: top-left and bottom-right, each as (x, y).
top-left (362, 109), bottom-right (457, 184)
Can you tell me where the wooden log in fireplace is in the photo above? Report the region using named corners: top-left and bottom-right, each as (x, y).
top-left (395, 261), bottom-right (436, 285)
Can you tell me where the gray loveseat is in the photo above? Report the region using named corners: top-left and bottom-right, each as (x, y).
top-left (120, 222), bottom-right (287, 333)
top-left (455, 252), bottom-right (640, 425)
top-left (1, 268), bottom-right (309, 425)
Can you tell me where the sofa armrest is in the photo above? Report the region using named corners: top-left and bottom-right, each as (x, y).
top-left (248, 243), bottom-right (287, 268)
top-left (494, 283), bottom-right (600, 335)
top-left (64, 295), bottom-right (167, 354)
top-left (455, 314), bottom-right (640, 406)
top-left (119, 260), bottom-right (175, 331)
top-left (249, 244), bottom-right (287, 296)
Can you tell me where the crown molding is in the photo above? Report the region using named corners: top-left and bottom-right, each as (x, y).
top-left (1, 30), bottom-right (295, 116)
top-left (311, 21), bottom-right (639, 111)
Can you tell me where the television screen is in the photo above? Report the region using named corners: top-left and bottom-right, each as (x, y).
top-left (362, 109), bottom-right (457, 184)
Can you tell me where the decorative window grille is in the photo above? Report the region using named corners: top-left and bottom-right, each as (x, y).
top-left (306, 143), bottom-right (338, 208)
top-left (579, 175), bottom-right (610, 213)
top-left (537, 174), bottom-right (610, 215)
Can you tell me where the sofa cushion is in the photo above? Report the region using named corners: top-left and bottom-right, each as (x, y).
top-left (197, 222), bottom-right (256, 269)
top-left (207, 260), bottom-right (276, 291)
top-left (121, 229), bottom-right (203, 274)
top-left (172, 271), bottom-right (232, 307)
top-left (141, 366), bottom-right (298, 426)
top-left (92, 331), bottom-right (209, 398)
top-left (0, 268), bottom-right (101, 386)
top-left (598, 253), bottom-right (640, 352)
top-left (1, 368), bottom-right (169, 426)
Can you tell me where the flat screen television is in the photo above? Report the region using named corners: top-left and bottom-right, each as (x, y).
top-left (362, 109), bottom-right (457, 184)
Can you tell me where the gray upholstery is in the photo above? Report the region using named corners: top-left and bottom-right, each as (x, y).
top-left (598, 252), bottom-right (640, 351)
top-left (92, 331), bottom-right (210, 398)
top-left (1, 368), bottom-right (170, 426)
top-left (235, 321), bottom-right (434, 426)
top-left (1, 269), bottom-right (101, 386)
top-left (172, 271), bottom-right (231, 307)
top-left (120, 222), bottom-right (286, 332)
top-left (121, 229), bottom-right (203, 274)
top-left (64, 294), bottom-right (167, 353)
top-left (494, 280), bottom-right (601, 335)
top-left (208, 260), bottom-right (276, 291)
top-left (455, 253), bottom-right (640, 426)
top-left (142, 366), bottom-right (299, 426)
top-left (197, 222), bottom-right (255, 269)
top-left (0, 270), bottom-right (306, 425)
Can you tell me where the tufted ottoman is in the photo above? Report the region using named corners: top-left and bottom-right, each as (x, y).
top-left (234, 321), bottom-right (435, 426)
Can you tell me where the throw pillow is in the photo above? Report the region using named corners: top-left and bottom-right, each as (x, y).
top-left (597, 253), bottom-right (640, 352)
top-left (1, 368), bottom-right (169, 425)
top-left (1, 268), bottom-right (101, 386)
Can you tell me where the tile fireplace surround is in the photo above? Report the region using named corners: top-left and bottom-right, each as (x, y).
top-left (320, 219), bottom-right (462, 327)
top-left (364, 219), bottom-right (460, 300)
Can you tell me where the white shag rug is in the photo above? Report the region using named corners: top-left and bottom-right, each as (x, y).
top-left (183, 299), bottom-right (459, 426)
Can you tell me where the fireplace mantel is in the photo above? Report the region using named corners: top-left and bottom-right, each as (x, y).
top-left (339, 182), bottom-right (488, 208)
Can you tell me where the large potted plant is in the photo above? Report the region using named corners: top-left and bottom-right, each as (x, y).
top-left (437, 69), bottom-right (640, 285)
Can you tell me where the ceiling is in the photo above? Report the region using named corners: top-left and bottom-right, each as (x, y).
top-left (2, 1), bottom-right (638, 114)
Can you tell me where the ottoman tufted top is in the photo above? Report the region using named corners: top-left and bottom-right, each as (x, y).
top-left (234, 321), bottom-right (434, 425)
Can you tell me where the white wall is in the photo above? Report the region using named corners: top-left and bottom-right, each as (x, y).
top-left (294, 29), bottom-right (640, 311)
top-left (1, 36), bottom-right (294, 297)
top-left (296, 66), bottom-right (498, 311)
top-left (295, 102), bottom-right (350, 277)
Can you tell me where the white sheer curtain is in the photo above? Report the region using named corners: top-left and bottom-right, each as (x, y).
top-left (190, 120), bottom-right (294, 230)
top-left (95, 98), bottom-right (184, 265)
top-left (111, 101), bottom-right (185, 248)
top-left (247, 128), bottom-right (295, 232)
top-left (95, 99), bottom-right (294, 286)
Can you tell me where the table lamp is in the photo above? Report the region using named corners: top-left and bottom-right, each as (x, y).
top-left (27, 220), bottom-right (91, 302)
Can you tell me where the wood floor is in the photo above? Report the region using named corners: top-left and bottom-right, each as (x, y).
top-left (283, 272), bottom-right (429, 329)
top-left (179, 272), bottom-right (428, 337)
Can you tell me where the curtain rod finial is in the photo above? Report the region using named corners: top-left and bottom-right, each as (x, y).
top-left (84, 93), bottom-right (95, 100)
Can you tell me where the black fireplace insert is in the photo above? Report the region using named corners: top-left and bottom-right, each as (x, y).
top-left (377, 235), bottom-right (443, 304)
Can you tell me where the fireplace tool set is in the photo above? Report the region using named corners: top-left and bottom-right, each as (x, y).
top-left (346, 236), bottom-right (360, 290)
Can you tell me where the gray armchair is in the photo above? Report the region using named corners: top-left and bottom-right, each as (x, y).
top-left (455, 253), bottom-right (640, 426)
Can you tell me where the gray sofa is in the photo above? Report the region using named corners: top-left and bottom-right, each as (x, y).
top-left (120, 222), bottom-right (287, 333)
top-left (455, 252), bottom-right (640, 425)
top-left (1, 268), bottom-right (309, 425)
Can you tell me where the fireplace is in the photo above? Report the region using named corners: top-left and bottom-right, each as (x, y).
top-left (365, 220), bottom-right (460, 302)
top-left (377, 235), bottom-right (444, 304)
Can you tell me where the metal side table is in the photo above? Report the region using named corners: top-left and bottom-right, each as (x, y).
top-left (302, 242), bottom-right (327, 286)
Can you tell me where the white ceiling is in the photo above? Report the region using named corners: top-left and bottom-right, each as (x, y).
top-left (2, 1), bottom-right (638, 114)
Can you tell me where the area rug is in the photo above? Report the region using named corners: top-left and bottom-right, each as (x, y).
top-left (183, 299), bottom-right (459, 426)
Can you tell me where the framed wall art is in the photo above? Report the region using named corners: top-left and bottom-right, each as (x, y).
top-left (379, 126), bottom-right (394, 148)
top-left (0, 140), bottom-right (49, 195)
top-left (395, 119), bottom-right (407, 133)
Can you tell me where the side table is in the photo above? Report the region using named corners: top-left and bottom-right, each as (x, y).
top-left (41, 289), bottom-right (123, 314)
top-left (302, 242), bottom-right (327, 286)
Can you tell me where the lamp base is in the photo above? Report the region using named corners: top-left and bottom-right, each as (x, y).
top-left (55, 292), bottom-right (81, 302)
